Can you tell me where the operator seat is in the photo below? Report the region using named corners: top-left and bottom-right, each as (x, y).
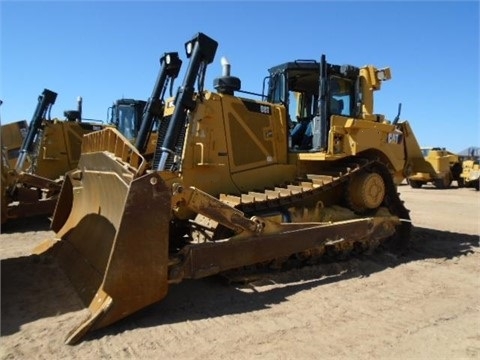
top-left (290, 117), bottom-right (311, 149)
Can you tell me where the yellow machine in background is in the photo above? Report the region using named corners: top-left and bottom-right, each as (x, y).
top-left (459, 148), bottom-right (480, 190)
top-left (407, 147), bottom-right (462, 189)
top-left (38, 33), bottom-right (434, 344)
top-left (1, 120), bottom-right (29, 169)
top-left (1, 89), bottom-right (104, 225)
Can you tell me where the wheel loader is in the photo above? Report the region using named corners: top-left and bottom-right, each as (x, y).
top-left (1, 89), bottom-right (104, 225)
top-left (407, 147), bottom-right (462, 189)
top-left (37, 32), bottom-right (432, 344)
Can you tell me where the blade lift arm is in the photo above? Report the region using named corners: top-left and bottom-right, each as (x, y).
top-left (135, 52), bottom-right (182, 153)
top-left (168, 185), bottom-right (400, 282)
top-left (15, 89), bottom-right (58, 173)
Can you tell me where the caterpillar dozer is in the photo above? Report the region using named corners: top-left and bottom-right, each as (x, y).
top-left (407, 147), bottom-right (462, 189)
top-left (1, 89), bottom-right (104, 225)
top-left (39, 32), bottom-right (432, 344)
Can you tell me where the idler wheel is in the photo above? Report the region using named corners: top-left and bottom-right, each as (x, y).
top-left (347, 171), bottom-right (385, 213)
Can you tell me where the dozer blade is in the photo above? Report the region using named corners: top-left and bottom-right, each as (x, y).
top-left (43, 150), bottom-right (171, 345)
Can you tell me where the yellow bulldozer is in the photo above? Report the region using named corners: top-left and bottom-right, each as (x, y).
top-left (1, 87), bottom-right (168, 226)
top-left (407, 147), bottom-right (463, 189)
top-left (1, 89), bottom-right (104, 225)
top-left (37, 33), bottom-right (433, 344)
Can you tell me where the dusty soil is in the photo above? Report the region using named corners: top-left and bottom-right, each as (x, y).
top-left (1, 184), bottom-right (479, 359)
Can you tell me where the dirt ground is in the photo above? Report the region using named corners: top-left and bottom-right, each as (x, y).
top-left (1, 183), bottom-right (479, 360)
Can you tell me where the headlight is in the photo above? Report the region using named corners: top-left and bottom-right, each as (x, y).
top-left (185, 41), bottom-right (193, 57)
top-left (377, 70), bottom-right (386, 81)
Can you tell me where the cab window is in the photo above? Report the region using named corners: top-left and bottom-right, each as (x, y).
top-left (329, 76), bottom-right (353, 116)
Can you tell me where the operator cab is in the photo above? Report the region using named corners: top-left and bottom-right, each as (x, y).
top-left (266, 58), bottom-right (359, 152)
top-left (108, 99), bottom-right (147, 142)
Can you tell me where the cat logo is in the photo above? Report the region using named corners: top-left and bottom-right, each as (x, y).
top-left (387, 132), bottom-right (402, 144)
